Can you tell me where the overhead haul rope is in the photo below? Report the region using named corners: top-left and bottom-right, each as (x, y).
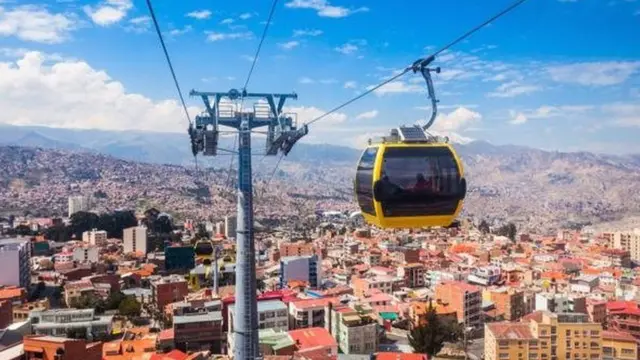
top-left (224, 0), bottom-right (280, 196)
top-left (305, 0), bottom-right (530, 127)
top-left (261, 0), bottom-right (531, 190)
top-left (145, 0), bottom-right (204, 178)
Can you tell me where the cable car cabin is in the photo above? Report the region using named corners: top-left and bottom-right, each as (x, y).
top-left (194, 240), bottom-right (214, 260)
top-left (354, 128), bottom-right (466, 229)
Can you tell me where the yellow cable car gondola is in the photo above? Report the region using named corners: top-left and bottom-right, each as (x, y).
top-left (354, 60), bottom-right (467, 229)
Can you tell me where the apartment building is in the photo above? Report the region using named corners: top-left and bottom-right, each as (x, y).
top-left (123, 226), bottom-right (148, 255)
top-left (172, 299), bottom-right (224, 353)
top-left (326, 304), bottom-right (378, 355)
top-left (280, 255), bottom-right (321, 288)
top-left (486, 287), bottom-right (527, 321)
top-left (30, 308), bottom-right (113, 340)
top-left (150, 275), bottom-right (189, 310)
top-left (227, 299), bottom-right (289, 355)
top-left (485, 311), bottom-right (602, 360)
top-left (434, 281), bottom-right (482, 328)
top-left (82, 229), bottom-right (107, 246)
top-left (0, 238), bottom-right (31, 288)
top-left (22, 335), bottom-right (103, 360)
top-left (288, 297), bottom-right (341, 329)
top-left (351, 275), bottom-right (395, 297)
top-left (398, 263), bottom-right (426, 288)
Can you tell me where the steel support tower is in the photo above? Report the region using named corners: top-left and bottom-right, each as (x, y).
top-left (188, 88), bottom-right (307, 359)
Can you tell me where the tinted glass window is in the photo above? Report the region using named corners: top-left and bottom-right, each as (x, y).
top-left (355, 147), bottom-right (378, 215)
top-left (378, 146), bottom-right (461, 217)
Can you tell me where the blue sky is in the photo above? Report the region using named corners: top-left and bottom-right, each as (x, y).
top-left (0, 0), bottom-right (639, 154)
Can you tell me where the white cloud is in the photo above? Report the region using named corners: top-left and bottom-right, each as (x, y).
top-left (186, 10), bottom-right (212, 20)
top-left (84, 0), bottom-right (132, 26)
top-left (335, 43), bottom-right (358, 55)
top-left (220, 18), bottom-right (234, 25)
top-left (0, 5), bottom-right (77, 43)
top-left (507, 105), bottom-right (594, 125)
top-left (206, 31), bottom-right (253, 42)
top-left (0, 52), bottom-right (200, 133)
top-left (356, 110), bottom-right (378, 120)
top-left (369, 81), bottom-right (423, 96)
top-left (168, 26), bottom-right (192, 37)
top-left (298, 77), bottom-right (314, 84)
top-left (293, 29), bottom-right (322, 37)
top-left (238, 13), bottom-right (252, 20)
top-left (509, 112), bottom-right (527, 125)
top-left (547, 61), bottom-right (640, 86)
top-left (487, 81), bottom-right (541, 98)
top-left (278, 41), bottom-right (299, 50)
top-left (431, 107), bottom-right (482, 132)
top-left (124, 16), bottom-right (151, 33)
top-left (344, 81), bottom-right (357, 89)
top-left (240, 55), bottom-right (255, 62)
top-left (285, 0), bottom-right (369, 18)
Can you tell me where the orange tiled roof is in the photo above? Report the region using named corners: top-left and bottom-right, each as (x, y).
top-left (486, 323), bottom-right (535, 340)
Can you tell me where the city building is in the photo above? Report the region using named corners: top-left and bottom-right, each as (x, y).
top-left (172, 299), bottom-right (224, 353)
top-left (467, 266), bottom-right (502, 286)
top-left (535, 293), bottom-right (587, 314)
top-left (0, 238), bottom-right (31, 288)
top-left (397, 263), bottom-right (426, 288)
top-left (288, 297), bottom-right (341, 329)
top-left (484, 311), bottom-right (602, 360)
top-left (68, 195), bottom-right (91, 217)
top-left (351, 275), bottom-right (395, 297)
top-left (227, 299), bottom-right (289, 355)
top-left (434, 281), bottom-right (482, 328)
top-left (279, 255), bottom-right (321, 288)
top-left (224, 216), bottom-right (237, 239)
top-left (289, 327), bottom-right (339, 358)
top-left (22, 335), bottom-right (103, 360)
top-left (326, 304), bottom-right (378, 355)
top-left (73, 245), bottom-right (99, 263)
top-left (486, 287), bottom-right (527, 321)
top-left (150, 275), bottom-right (189, 311)
top-left (279, 241), bottom-right (324, 258)
top-left (602, 330), bottom-right (637, 360)
top-left (0, 299), bottom-right (12, 328)
top-left (82, 229), bottom-right (107, 246)
top-left (123, 226), bottom-right (148, 255)
top-left (30, 308), bottom-right (113, 339)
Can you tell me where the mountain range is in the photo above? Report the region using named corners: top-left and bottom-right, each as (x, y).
top-left (2, 124), bottom-right (640, 233)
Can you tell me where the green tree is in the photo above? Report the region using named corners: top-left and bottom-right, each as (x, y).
top-left (496, 222), bottom-right (517, 242)
top-left (408, 303), bottom-right (462, 357)
top-left (478, 220), bottom-right (490, 234)
top-left (15, 224), bottom-right (33, 236)
top-left (118, 295), bottom-right (141, 317)
top-left (104, 291), bottom-right (126, 310)
top-left (69, 211), bottom-right (100, 239)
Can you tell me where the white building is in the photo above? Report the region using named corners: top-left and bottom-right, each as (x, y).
top-left (280, 255), bottom-right (321, 288)
top-left (68, 195), bottom-right (91, 217)
top-left (82, 229), bottom-right (107, 246)
top-left (327, 305), bottom-right (378, 354)
top-left (73, 246), bottom-right (99, 263)
top-left (227, 299), bottom-right (288, 354)
top-left (224, 216), bottom-right (237, 239)
top-left (0, 238), bottom-right (31, 288)
top-left (123, 226), bottom-right (148, 255)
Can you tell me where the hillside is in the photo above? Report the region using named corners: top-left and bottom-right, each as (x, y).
top-left (2, 126), bottom-right (640, 232)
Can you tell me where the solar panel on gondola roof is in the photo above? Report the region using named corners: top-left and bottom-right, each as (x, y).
top-left (398, 126), bottom-right (428, 142)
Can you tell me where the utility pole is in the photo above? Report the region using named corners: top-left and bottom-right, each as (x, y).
top-left (188, 88), bottom-right (307, 359)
